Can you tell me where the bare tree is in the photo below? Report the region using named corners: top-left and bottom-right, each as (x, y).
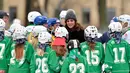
top-left (25, 0), bottom-right (41, 25)
top-left (98, 0), bottom-right (107, 28)
top-left (0, 0), bottom-right (3, 10)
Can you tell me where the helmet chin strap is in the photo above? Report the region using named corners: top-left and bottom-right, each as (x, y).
top-left (86, 37), bottom-right (97, 43)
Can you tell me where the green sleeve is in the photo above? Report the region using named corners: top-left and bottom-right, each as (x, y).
top-left (100, 43), bottom-right (105, 65)
top-left (5, 38), bottom-right (12, 65)
top-left (60, 58), bottom-right (69, 73)
top-left (48, 50), bottom-right (60, 72)
top-left (30, 54), bottom-right (36, 73)
top-left (80, 43), bottom-right (85, 56)
top-left (104, 43), bottom-right (113, 73)
top-left (26, 43), bottom-right (35, 72)
top-left (26, 43), bottom-right (34, 63)
top-left (126, 43), bottom-right (130, 71)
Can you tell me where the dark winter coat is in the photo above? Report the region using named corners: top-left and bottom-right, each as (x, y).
top-left (65, 24), bottom-right (85, 43)
top-left (96, 31), bottom-right (110, 44)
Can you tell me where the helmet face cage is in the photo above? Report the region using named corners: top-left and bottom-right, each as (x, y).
top-left (108, 28), bottom-right (115, 38)
top-left (84, 26), bottom-right (98, 43)
top-left (108, 22), bottom-right (122, 38)
top-left (113, 32), bottom-right (122, 44)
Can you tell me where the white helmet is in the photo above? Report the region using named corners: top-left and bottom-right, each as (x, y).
top-left (9, 23), bottom-right (21, 33)
top-left (59, 10), bottom-right (67, 19)
top-left (38, 32), bottom-right (52, 44)
top-left (32, 26), bottom-right (47, 37)
top-left (118, 14), bottom-right (130, 26)
top-left (55, 26), bottom-right (68, 38)
top-left (0, 19), bottom-right (5, 31)
top-left (13, 18), bottom-right (21, 24)
top-left (108, 22), bottom-right (122, 32)
top-left (84, 26), bottom-right (98, 38)
top-left (12, 26), bottom-right (27, 40)
top-left (26, 26), bottom-right (35, 33)
top-left (27, 11), bottom-right (41, 22)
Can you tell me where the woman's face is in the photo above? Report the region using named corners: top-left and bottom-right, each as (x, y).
top-left (66, 19), bottom-right (75, 28)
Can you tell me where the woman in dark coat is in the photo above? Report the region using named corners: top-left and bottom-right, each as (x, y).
top-left (65, 9), bottom-right (85, 43)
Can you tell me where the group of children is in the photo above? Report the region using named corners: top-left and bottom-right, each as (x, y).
top-left (0, 9), bottom-right (130, 73)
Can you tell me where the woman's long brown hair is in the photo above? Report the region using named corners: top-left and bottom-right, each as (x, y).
top-left (65, 22), bottom-right (84, 31)
top-left (15, 43), bottom-right (24, 60)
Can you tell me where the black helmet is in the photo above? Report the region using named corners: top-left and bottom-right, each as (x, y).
top-left (67, 39), bottom-right (80, 52)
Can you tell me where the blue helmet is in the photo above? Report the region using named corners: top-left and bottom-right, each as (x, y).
top-left (110, 16), bottom-right (118, 23)
top-left (34, 16), bottom-right (47, 25)
top-left (47, 18), bottom-right (57, 27)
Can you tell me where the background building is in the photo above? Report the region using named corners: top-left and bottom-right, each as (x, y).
top-left (2, 0), bottom-right (130, 30)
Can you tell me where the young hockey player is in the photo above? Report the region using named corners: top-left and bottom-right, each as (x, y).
top-left (80, 26), bottom-right (104, 73)
top-left (26, 11), bottom-right (42, 44)
top-left (30, 32), bottom-right (60, 73)
top-left (0, 19), bottom-right (12, 73)
top-left (61, 39), bottom-right (87, 73)
top-left (28, 16), bottom-right (48, 49)
top-left (120, 14), bottom-right (130, 44)
top-left (8, 26), bottom-right (34, 73)
top-left (47, 18), bottom-right (60, 35)
top-left (104, 22), bottom-right (130, 73)
top-left (96, 16), bottom-right (119, 44)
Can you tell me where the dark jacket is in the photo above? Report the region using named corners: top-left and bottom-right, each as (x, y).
top-left (96, 31), bottom-right (110, 44)
top-left (65, 25), bottom-right (85, 43)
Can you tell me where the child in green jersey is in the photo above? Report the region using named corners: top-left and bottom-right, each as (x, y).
top-left (61, 39), bottom-right (87, 73)
top-left (104, 22), bottom-right (130, 73)
top-left (80, 26), bottom-right (105, 73)
top-left (0, 19), bottom-right (12, 73)
top-left (8, 26), bottom-right (34, 73)
top-left (30, 32), bottom-right (60, 73)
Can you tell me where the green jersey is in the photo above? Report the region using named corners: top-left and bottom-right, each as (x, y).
top-left (8, 41), bottom-right (34, 73)
top-left (104, 39), bottom-right (130, 73)
top-left (61, 55), bottom-right (87, 73)
top-left (80, 42), bottom-right (104, 73)
top-left (30, 46), bottom-right (60, 73)
top-left (0, 36), bottom-right (12, 71)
